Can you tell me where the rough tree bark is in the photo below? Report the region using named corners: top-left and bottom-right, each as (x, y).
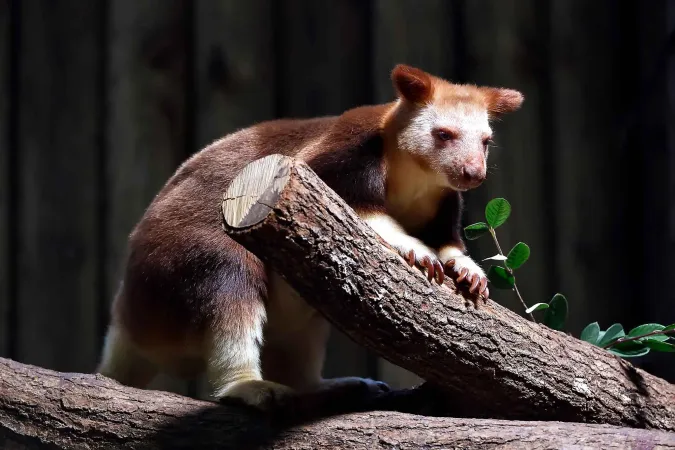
top-left (221, 154), bottom-right (675, 431)
top-left (1, 358), bottom-right (675, 449)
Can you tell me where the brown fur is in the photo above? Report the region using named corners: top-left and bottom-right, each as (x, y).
top-left (97, 64), bottom-right (523, 408)
top-left (391, 64), bottom-right (434, 103)
top-left (392, 63), bottom-right (523, 119)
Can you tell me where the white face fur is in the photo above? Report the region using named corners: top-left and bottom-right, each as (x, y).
top-left (395, 99), bottom-right (493, 191)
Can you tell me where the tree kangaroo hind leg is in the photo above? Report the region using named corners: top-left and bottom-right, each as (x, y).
top-left (262, 271), bottom-right (390, 399)
top-left (206, 292), bottom-right (295, 410)
top-left (97, 324), bottom-right (159, 388)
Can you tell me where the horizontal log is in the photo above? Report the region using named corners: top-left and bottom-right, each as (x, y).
top-left (1, 358), bottom-right (674, 449)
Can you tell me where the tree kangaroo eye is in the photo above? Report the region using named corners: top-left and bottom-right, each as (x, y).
top-left (435, 128), bottom-right (458, 142)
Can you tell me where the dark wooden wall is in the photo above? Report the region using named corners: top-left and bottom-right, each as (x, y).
top-left (1, 0), bottom-right (674, 399)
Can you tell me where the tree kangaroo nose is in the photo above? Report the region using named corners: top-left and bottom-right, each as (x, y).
top-left (462, 163), bottom-right (486, 185)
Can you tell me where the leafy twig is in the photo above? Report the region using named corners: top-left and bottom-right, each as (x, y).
top-left (487, 227), bottom-right (535, 322)
top-left (581, 322), bottom-right (675, 357)
top-left (465, 198), bottom-right (562, 326)
top-left (466, 196), bottom-right (674, 360)
top-left (603, 328), bottom-right (675, 349)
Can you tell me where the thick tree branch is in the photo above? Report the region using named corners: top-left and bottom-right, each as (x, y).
top-left (221, 154), bottom-right (675, 431)
top-left (1, 358), bottom-right (675, 449)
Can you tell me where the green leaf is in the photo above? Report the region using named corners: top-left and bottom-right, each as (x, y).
top-left (464, 222), bottom-right (490, 240)
top-left (608, 347), bottom-right (651, 358)
top-left (487, 266), bottom-right (515, 289)
top-left (544, 293), bottom-right (568, 331)
top-left (485, 198), bottom-right (511, 229)
top-left (608, 345), bottom-right (650, 365)
top-left (627, 323), bottom-right (664, 338)
top-left (596, 330), bottom-right (606, 344)
top-left (505, 242), bottom-right (530, 270)
top-left (612, 338), bottom-right (647, 350)
top-left (664, 324), bottom-right (675, 332)
top-left (580, 322), bottom-right (600, 345)
top-left (482, 254), bottom-right (508, 262)
top-left (525, 303), bottom-right (549, 314)
top-left (643, 340), bottom-right (675, 352)
top-left (647, 335), bottom-right (671, 342)
top-left (598, 323), bottom-right (625, 347)
top-left (624, 323), bottom-right (669, 343)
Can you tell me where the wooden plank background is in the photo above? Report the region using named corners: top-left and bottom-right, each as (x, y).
top-left (634, 0), bottom-right (675, 380)
top-left (0, 0), bottom-right (673, 398)
top-left (106, 0), bottom-right (192, 395)
top-left (0, 0), bottom-right (9, 358)
top-left (16, 1), bottom-right (101, 372)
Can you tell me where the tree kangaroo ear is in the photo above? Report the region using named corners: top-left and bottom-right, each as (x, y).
top-left (391, 64), bottom-right (434, 104)
top-left (481, 87), bottom-right (525, 117)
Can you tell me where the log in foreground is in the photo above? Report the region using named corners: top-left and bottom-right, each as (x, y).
top-left (1, 358), bottom-right (675, 449)
top-left (222, 154), bottom-right (675, 431)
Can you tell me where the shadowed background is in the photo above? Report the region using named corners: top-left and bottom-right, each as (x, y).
top-left (0, 0), bottom-right (673, 399)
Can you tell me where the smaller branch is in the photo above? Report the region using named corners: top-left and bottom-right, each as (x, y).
top-left (489, 227), bottom-right (506, 255)
top-left (513, 283), bottom-right (535, 321)
top-left (489, 227), bottom-right (535, 322)
top-left (603, 329), bottom-right (675, 349)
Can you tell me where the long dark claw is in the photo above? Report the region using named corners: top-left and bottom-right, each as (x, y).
top-left (406, 249), bottom-right (416, 267)
top-left (421, 256), bottom-right (434, 281)
top-left (469, 274), bottom-right (480, 293)
top-left (457, 268), bottom-right (469, 283)
top-left (479, 277), bottom-right (488, 295)
top-left (433, 260), bottom-right (445, 284)
top-left (444, 259), bottom-right (455, 274)
top-left (483, 287), bottom-right (490, 302)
